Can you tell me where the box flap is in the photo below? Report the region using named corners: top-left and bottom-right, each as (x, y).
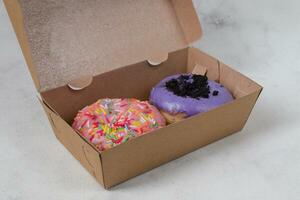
top-left (4, 0), bottom-right (202, 91)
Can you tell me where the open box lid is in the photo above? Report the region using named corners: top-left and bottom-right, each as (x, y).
top-left (4, 0), bottom-right (202, 92)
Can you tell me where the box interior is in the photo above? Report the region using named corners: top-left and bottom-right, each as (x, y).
top-left (14, 0), bottom-right (201, 91)
top-left (41, 48), bottom-right (262, 130)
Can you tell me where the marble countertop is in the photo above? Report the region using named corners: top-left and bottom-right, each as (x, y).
top-left (1, 0), bottom-right (299, 199)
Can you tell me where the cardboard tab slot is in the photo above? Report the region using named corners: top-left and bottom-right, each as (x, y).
top-left (147, 52), bottom-right (169, 66)
top-left (68, 75), bottom-right (93, 91)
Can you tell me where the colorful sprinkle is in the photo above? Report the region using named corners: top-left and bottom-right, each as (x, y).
top-left (72, 98), bottom-right (166, 151)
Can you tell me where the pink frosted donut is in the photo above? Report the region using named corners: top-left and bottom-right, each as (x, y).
top-left (72, 98), bottom-right (166, 151)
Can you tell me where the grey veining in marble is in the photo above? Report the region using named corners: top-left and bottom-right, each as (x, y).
top-left (0, 0), bottom-right (299, 199)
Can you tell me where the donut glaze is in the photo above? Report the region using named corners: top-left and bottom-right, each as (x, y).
top-left (150, 74), bottom-right (234, 119)
top-left (72, 98), bottom-right (166, 151)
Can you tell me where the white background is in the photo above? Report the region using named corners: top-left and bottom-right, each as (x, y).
top-left (1, 0), bottom-right (299, 199)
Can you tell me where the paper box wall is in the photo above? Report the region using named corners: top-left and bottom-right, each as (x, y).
top-left (4, 0), bottom-right (262, 189)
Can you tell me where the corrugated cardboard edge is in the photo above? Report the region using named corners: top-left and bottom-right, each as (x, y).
top-left (38, 97), bottom-right (105, 186)
top-left (171, 0), bottom-right (202, 43)
top-left (3, 0), bottom-right (41, 91)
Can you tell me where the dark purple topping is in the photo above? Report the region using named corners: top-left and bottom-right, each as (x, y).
top-left (165, 74), bottom-right (211, 99)
top-left (212, 90), bottom-right (219, 96)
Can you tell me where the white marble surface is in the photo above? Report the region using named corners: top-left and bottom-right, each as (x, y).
top-left (1, 0), bottom-right (300, 199)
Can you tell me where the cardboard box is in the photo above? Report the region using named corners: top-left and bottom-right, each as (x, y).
top-left (4, 0), bottom-right (262, 189)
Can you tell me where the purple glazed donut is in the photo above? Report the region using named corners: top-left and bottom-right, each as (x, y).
top-left (149, 73), bottom-right (234, 123)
